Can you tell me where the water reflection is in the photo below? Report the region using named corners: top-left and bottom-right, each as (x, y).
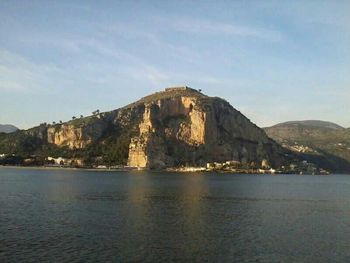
top-left (1, 168), bottom-right (350, 262)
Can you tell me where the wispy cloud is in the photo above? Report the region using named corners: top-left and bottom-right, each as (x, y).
top-left (0, 49), bottom-right (64, 92)
top-left (0, 50), bottom-right (40, 91)
top-left (123, 65), bottom-right (169, 87)
top-left (167, 18), bottom-right (283, 41)
top-left (99, 22), bottom-right (202, 62)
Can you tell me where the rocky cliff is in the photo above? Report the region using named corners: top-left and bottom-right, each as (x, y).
top-left (47, 121), bottom-right (107, 149)
top-left (126, 88), bottom-right (285, 168)
top-left (0, 87), bottom-right (287, 169)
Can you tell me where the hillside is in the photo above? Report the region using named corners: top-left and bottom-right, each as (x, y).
top-left (264, 121), bottom-right (350, 172)
top-left (0, 124), bottom-right (18, 133)
top-left (270, 120), bottom-right (344, 130)
top-left (0, 87), bottom-right (291, 169)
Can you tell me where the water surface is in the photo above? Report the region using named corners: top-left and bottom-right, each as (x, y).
top-left (1, 167), bottom-right (350, 262)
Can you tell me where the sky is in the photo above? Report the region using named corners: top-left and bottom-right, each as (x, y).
top-left (0, 0), bottom-right (349, 129)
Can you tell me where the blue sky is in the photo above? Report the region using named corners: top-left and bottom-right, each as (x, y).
top-left (1, 0), bottom-right (349, 129)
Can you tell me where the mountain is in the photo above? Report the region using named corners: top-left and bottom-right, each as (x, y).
top-left (264, 120), bottom-right (350, 172)
top-left (0, 87), bottom-right (289, 169)
top-left (270, 120), bottom-right (344, 130)
top-left (0, 124), bottom-right (18, 133)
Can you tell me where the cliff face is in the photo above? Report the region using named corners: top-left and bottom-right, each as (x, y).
top-left (0, 87), bottom-right (287, 168)
top-left (47, 121), bottom-right (107, 149)
top-left (126, 88), bottom-right (284, 168)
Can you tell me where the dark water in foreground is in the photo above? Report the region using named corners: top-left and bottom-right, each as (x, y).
top-left (0, 168), bottom-right (350, 262)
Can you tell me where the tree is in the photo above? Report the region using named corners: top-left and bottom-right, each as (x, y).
top-left (52, 121), bottom-right (56, 125)
top-left (59, 120), bottom-right (63, 124)
top-left (92, 109), bottom-right (100, 116)
top-left (72, 116), bottom-right (76, 120)
top-left (80, 115), bottom-right (83, 118)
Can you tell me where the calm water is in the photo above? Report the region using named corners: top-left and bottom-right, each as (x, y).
top-left (0, 167), bottom-right (350, 262)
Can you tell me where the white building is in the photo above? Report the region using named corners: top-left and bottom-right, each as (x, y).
top-left (47, 157), bottom-right (68, 165)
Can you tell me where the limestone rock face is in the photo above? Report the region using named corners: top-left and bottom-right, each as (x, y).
top-left (126, 88), bottom-right (284, 168)
top-left (47, 120), bottom-right (107, 149)
top-left (128, 137), bottom-right (148, 167)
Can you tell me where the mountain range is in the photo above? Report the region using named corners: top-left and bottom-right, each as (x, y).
top-left (0, 87), bottom-right (287, 169)
top-left (0, 88), bottom-right (349, 172)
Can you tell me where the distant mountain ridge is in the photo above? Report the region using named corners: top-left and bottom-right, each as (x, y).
top-left (268, 120), bottom-right (345, 130)
top-left (0, 124), bottom-right (18, 133)
top-left (264, 120), bottom-right (350, 172)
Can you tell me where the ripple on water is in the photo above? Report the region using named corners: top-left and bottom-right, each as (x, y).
top-left (1, 169), bottom-right (350, 262)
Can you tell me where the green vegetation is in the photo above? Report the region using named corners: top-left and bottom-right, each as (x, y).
top-left (0, 131), bottom-right (43, 156)
top-left (101, 133), bottom-right (132, 165)
top-left (68, 116), bottom-right (99, 128)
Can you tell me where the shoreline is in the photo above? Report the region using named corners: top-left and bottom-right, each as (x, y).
top-left (0, 165), bottom-right (139, 172)
top-left (0, 165), bottom-right (334, 175)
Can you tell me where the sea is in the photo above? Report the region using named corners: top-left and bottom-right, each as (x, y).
top-left (1, 167), bottom-right (349, 262)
